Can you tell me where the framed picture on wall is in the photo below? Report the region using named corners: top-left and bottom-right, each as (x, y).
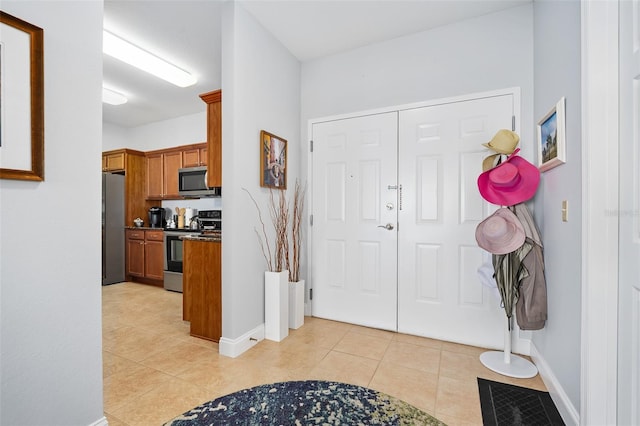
top-left (260, 130), bottom-right (287, 189)
top-left (537, 97), bottom-right (566, 172)
top-left (0, 11), bottom-right (44, 181)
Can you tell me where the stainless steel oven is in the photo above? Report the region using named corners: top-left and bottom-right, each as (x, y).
top-left (164, 229), bottom-right (200, 292)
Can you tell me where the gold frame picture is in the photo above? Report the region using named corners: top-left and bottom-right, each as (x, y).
top-left (260, 130), bottom-right (287, 189)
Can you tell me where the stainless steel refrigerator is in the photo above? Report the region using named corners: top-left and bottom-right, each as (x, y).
top-left (102, 172), bottom-right (125, 285)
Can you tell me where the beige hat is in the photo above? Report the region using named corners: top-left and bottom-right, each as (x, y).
top-left (475, 208), bottom-right (525, 254)
top-left (483, 129), bottom-right (520, 154)
top-left (482, 153), bottom-right (502, 172)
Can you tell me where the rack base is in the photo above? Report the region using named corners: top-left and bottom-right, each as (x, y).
top-left (480, 350), bottom-right (538, 378)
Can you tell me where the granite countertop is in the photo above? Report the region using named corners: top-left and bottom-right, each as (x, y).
top-left (124, 226), bottom-right (222, 242)
top-left (125, 226), bottom-right (164, 230)
top-left (180, 232), bottom-right (222, 242)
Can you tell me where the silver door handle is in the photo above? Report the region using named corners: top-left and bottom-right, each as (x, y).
top-left (377, 223), bottom-right (394, 230)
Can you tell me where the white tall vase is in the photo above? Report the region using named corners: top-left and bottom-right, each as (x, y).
top-left (288, 280), bottom-right (305, 329)
top-left (264, 270), bottom-right (289, 341)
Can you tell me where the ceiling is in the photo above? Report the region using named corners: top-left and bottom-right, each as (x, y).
top-left (103, 0), bottom-right (530, 129)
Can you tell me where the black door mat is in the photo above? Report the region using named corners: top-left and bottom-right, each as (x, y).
top-left (478, 378), bottom-right (565, 426)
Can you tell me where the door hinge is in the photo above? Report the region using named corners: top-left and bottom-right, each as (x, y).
top-left (310, 288), bottom-right (313, 300)
top-left (512, 116), bottom-right (516, 131)
top-left (310, 140), bottom-right (313, 152)
top-left (310, 214), bottom-right (313, 226)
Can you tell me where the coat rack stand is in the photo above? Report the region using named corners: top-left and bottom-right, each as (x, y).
top-left (480, 316), bottom-right (538, 378)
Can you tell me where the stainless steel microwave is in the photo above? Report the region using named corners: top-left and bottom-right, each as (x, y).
top-left (178, 166), bottom-right (221, 197)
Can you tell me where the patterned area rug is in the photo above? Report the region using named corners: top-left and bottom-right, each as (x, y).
top-left (165, 380), bottom-right (446, 425)
top-left (478, 378), bottom-right (565, 426)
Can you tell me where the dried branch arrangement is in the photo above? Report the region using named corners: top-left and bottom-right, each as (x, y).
top-left (243, 187), bottom-right (274, 272)
top-left (244, 179), bottom-right (306, 280)
top-left (270, 189), bottom-right (289, 273)
top-left (289, 180), bottom-right (306, 282)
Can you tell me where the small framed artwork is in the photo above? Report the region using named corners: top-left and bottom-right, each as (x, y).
top-left (537, 97), bottom-right (566, 172)
top-left (260, 130), bottom-right (287, 189)
top-left (0, 11), bottom-right (44, 181)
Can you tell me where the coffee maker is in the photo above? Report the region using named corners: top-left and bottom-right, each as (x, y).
top-left (148, 207), bottom-right (165, 228)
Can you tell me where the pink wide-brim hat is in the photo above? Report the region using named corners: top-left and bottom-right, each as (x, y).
top-left (475, 208), bottom-right (526, 255)
top-left (477, 149), bottom-right (540, 206)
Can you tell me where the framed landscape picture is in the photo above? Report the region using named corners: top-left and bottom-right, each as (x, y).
top-left (537, 97), bottom-right (566, 172)
top-left (260, 130), bottom-right (287, 189)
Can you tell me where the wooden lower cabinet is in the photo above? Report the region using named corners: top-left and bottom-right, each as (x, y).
top-left (126, 231), bottom-right (145, 277)
top-left (144, 231), bottom-right (165, 280)
top-left (125, 229), bottom-right (164, 285)
top-left (183, 239), bottom-right (221, 342)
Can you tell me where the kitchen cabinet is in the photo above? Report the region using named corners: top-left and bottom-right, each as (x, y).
top-left (145, 143), bottom-right (207, 200)
top-left (199, 90), bottom-right (221, 188)
top-left (183, 239), bottom-right (221, 342)
top-left (126, 230), bottom-right (145, 278)
top-left (102, 149), bottom-right (151, 226)
top-left (146, 148), bottom-right (182, 200)
top-left (102, 151), bottom-right (125, 172)
top-left (125, 229), bottom-right (164, 284)
top-left (182, 144), bottom-right (207, 167)
top-left (146, 153), bottom-right (163, 199)
top-left (163, 150), bottom-right (182, 198)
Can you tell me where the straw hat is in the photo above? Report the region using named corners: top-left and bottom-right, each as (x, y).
top-left (477, 149), bottom-right (540, 206)
top-left (483, 129), bottom-right (520, 154)
top-left (482, 153), bottom-right (502, 172)
top-left (475, 208), bottom-right (526, 254)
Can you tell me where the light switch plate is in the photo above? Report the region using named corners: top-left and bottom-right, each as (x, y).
top-left (562, 200), bottom-right (568, 222)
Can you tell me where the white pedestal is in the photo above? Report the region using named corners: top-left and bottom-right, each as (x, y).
top-left (480, 351), bottom-right (538, 378)
top-left (288, 280), bottom-right (305, 329)
top-left (265, 270), bottom-right (289, 341)
top-left (480, 316), bottom-right (538, 378)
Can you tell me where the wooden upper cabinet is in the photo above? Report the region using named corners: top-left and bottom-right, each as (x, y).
top-left (163, 150), bottom-right (183, 198)
top-left (102, 150), bottom-right (126, 172)
top-left (146, 144), bottom-right (206, 200)
top-left (199, 147), bottom-right (208, 166)
top-left (146, 153), bottom-right (163, 199)
top-left (182, 143), bottom-right (208, 168)
top-left (199, 90), bottom-right (222, 188)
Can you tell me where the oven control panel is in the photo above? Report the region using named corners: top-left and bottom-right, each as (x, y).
top-left (199, 209), bottom-right (222, 230)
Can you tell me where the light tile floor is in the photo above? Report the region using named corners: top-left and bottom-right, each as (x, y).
top-left (102, 282), bottom-right (547, 426)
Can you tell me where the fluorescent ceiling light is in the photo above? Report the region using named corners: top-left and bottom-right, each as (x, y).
top-left (103, 30), bottom-right (197, 88)
top-left (103, 87), bottom-right (128, 105)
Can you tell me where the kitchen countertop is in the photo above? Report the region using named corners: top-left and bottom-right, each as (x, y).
top-left (124, 226), bottom-right (221, 241)
top-left (125, 226), bottom-right (202, 231)
top-left (180, 232), bottom-right (222, 242)
top-left (125, 226), bottom-right (165, 231)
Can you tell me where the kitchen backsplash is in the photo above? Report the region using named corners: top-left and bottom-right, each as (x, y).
top-left (160, 198), bottom-right (222, 220)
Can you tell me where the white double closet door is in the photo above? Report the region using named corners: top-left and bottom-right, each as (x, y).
top-left (311, 93), bottom-right (514, 348)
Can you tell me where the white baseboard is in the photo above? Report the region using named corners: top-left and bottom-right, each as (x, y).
top-left (512, 332), bottom-right (531, 356)
top-left (530, 341), bottom-right (580, 426)
top-left (89, 416), bottom-right (108, 426)
top-left (218, 324), bottom-right (264, 358)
